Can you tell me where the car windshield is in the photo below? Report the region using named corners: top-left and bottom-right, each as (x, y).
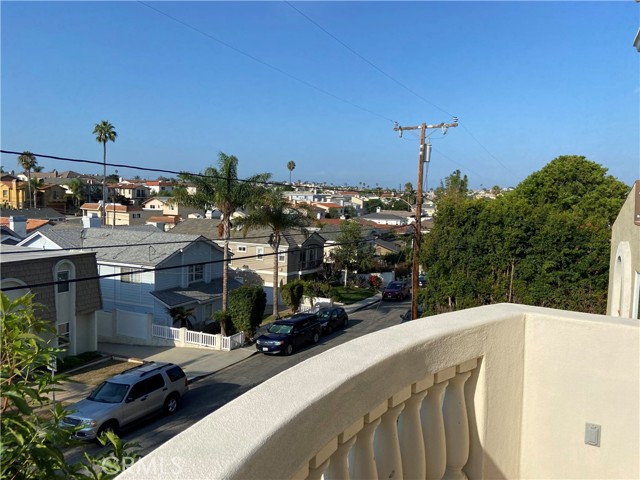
top-left (317, 309), bottom-right (331, 319)
top-left (387, 283), bottom-right (402, 290)
top-left (88, 381), bottom-right (129, 404)
top-left (267, 323), bottom-right (293, 334)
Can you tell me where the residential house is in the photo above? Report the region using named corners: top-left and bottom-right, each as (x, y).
top-left (142, 196), bottom-right (203, 218)
top-left (80, 202), bottom-right (156, 226)
top-left (312, 202), bottom-right (344, 219)
top-left (360, 211), bottom-right (409, 226)
top-left (108, 182), bottom-right (150, 205)
top-left (144, 180), bottom-right (175, 196)
top-left (169, 218), bottom-right (325, 304)
top-left (35, 183), bottom-right (68, 213)
top-left (374, 238), bottom-right (402, 257)
top-left (607, 179), bottom-right (640, 318)
top-left (0, 246), bottom-right (102, 356)
top-left (17, 224), bottom-right (226, 328)
top-left (0, 215), bottom-right (50, 244)
top-left (0, 173), bottom-right (26, 208)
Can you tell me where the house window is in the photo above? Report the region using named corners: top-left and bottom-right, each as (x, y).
top-left (278, 249), bottom-right (286, 263)
top-left (2, 190), bottom-right (7, 198)
top-left (132, 213), bottom-right (141, 219)
top-left (237, 245), bottom-right (247, 253)
top-left (121, 267), bottom-right (141, 283)
top-left (52, 190), bottom-right (60, 200)
top-left (57, 271), bottom-right (70, 293)
top-left (189, 264), bottom-right (203, 283)
top-left (256, 247), bottom-right (264, 261)
top-left (57, 322), bottom-right (70, 348)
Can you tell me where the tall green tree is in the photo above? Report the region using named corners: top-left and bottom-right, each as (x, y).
top-left (17, 151), bottom-right (37, 208)
top-left (173, 153), bottom-right (270, 328)
top-left (331, 221), bottom-right (375, 287)
top-left (93, 120), bottom-right (117, 225)
top-left (420, 155), bottom-right (628, 316)
top-left (434, 169), bottom-right (468, 204)
top-left (235, 189), bottom-right (311, 318)
top-left (287, 160), bottom-right (296, 185)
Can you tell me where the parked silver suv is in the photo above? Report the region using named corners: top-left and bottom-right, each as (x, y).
top-left (61, 362), bottom-right (188, 440)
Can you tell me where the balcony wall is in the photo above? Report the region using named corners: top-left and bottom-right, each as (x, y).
top-left (118, 304), bottom-right (639, 480)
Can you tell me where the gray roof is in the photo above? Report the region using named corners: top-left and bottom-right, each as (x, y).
top-left (375, 239), bottom-right (401, 253)
top-left (169, 219), bottom-right (324, 248)
top-left (361, 213), bottom-right (407, 222)
top-left (0, 207), bottom-right (65, 221)
top-left (27, 224), bottom-right (220, 267)
top-left (0, 244), bottom-right (95, 263)
top-left (150, 278), bottom-right (242, 308)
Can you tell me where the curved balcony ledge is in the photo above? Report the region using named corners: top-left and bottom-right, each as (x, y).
top-left (118, 303), bottom-right (639, 480)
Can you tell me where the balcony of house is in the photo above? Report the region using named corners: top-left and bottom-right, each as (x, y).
top-left (118, 303), bottom-right (639, 480)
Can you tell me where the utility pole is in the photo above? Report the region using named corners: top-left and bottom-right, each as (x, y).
top-left (394, 118), bottom-right (458, 321)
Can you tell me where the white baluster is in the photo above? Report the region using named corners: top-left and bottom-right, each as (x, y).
top-left (442, 371), bottom-right (472, 480)
top-left (351, 416), bottom-right (382, 480)
top-left (308, 458), bottom-right (330, 480)
top-left (375, 402), bottom-right (405, 480)
top-left (422, 381), bottom-right (449, 480)
top-left (398, 382), bottom-right (430, 480)
top-left (325, 435), bottom-right (357, 480)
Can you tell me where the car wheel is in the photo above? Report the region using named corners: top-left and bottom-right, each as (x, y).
top-left (164, 393), bottom-right (180, 415)
top-left (312, 331), bottom-right (320, 344)
top-left (96, 421), bottom-right (119, 441)
top-left (284, 343), bottom-right (294, 356)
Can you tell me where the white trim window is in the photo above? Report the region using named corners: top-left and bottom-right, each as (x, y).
top-left (56, 270), bottom-right (70, 293)
top-left (189, 264), bottom-right (204, 283)
top-left (237, 245), bottom-right (247, 253)
top-left (57, 322), bottom-right (70, 348)
top-left (121, 267), bottom-right (141, 284)
top-left (278, 249), bottom-right (286, 263)
top-left (256, 247), bottom-right (264, 261)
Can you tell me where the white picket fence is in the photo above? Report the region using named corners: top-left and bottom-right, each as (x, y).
top-left (152, 324), bottom-right (244, 351)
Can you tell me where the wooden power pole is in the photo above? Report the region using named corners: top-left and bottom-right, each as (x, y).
top-left (394, 119), bottom-right (458, 320)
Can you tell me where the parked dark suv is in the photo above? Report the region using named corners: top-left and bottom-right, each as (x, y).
top-left (61, 362), bottom-right (188, 440)
top-left (255, 313), bottom-right (322, 355)
top-left (317, 306), bottom-right (349, 334)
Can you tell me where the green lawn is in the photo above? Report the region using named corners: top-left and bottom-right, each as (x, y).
top-left (331, 287), bottom-right (376, 304)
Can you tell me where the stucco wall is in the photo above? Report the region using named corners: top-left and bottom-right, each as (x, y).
top-left (607, 181), bottom-right (640, 318)
top-left (520, 310), bottom-right (640, 478)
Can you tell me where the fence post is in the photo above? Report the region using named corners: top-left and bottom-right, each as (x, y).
top-left (179, 327), bottom-right (187, 347)
top-left (215, 334), bottom-right (222, 351)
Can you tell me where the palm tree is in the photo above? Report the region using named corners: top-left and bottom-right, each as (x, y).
top-left (93, 120), bottom-right (117, 225)
top-left (287, 160), bottom-right (296, 185)
top-left (17, 151), bottom-right (37, 208)
top-left (173, 152), bottom-right (270, 330)
top-left (67, 178), bottom-right (85, 209)
top-left (28, 178), bottom-right (41, 208)
top-left (167, 306), bottom-right (194, 329)
top-left (235, 189), bottom-right (312, 319)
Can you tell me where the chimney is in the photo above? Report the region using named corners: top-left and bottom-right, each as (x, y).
top-left (82, 213), bottom-right (101, 228)
top-left (9, 216), bottom-right (27, 237)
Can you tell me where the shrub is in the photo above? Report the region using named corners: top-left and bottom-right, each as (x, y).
top-left (368, 274), bottom-right (383, 291)
top-left (229, 286), bottom-right (267, 339)
top-left (281, 280), bottom-right (306, 313)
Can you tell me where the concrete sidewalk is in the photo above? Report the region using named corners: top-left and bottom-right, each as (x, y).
top-left (56, 294), bottom-right (382, 406)
top-left (96, 293), bottom-right (382, 380)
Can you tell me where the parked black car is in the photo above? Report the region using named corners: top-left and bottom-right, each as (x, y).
top-left (317, 306), bottom-right (349, 334)
top-left (255, 313), bottom-right (321, 355)
top-left (382, 281), bottom-right (410, 301)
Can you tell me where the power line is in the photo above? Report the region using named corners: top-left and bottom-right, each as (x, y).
top-left (137, 1), bottom-right (395, 124)
top-left (285, 2), bottom-right (512, 177)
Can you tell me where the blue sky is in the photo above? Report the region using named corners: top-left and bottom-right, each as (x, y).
top-left (2, 1), bottom-right (638, 190)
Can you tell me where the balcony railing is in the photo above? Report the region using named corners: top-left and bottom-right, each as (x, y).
top-left (118, 304), bottom-right (639, 480)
